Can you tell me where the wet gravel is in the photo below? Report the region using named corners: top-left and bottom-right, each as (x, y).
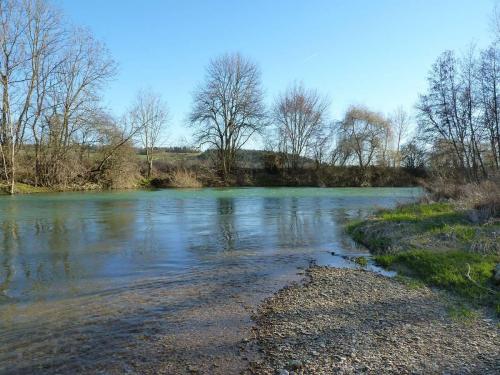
top-left (249, 267), bottom-right (500, 374)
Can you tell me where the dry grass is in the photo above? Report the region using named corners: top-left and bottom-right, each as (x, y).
top-left (422, 176), bottom-right (500, 221)
top-left (167, 169), bottom-right (203, 188)
top-left (461, 180), bottom-right (500, 220)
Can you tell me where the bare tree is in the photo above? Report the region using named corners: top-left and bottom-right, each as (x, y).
top-left (329, 121), bottom-right (352, 166)
top-left (477, 44), bottom-right (500, 170)
top-left (89, 110), bottom-right (146, 184)
top-left (0, 0), bottom-right (117, 192)
top-left (310, 123), bottom-right (333, 169)
top-left (131, 89), bottom-right (169, 178)
top-left (417, 49), bottom-right (486, 181)
top-left (189, 53), bottom-right (266, 180)
top-left (391, 107), bottom-right (411, 167)
top-left (0, 0), bottom-right (62, 193)
top-left (378, 119), bottom-right (393, 167)
top-left (337, 106), bottom-right (390, 169)
top-left (37, 28), bottom-right (116, 186)
top-left (272, 83), bottom-right (330, 170)
top-left (400, 138), bottom-right (426, 169)
top-left (491, 2), bottom-right (500, 43)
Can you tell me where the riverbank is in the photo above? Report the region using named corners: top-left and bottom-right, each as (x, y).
top-left (250, 266), bottom-right (499, 374)
top-left (0, 182), bottom-right (103, 195)
top-left (249, 196), bottom-right (499, 374)
top-left (347, 202), bottom-right (500, 315)
top-left (0, 164), bottom-right (425, 195)
top-left (146, 165), bottom-right (424, 189)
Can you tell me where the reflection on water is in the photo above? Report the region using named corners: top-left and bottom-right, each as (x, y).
top-left (0, 187), bottom-right (420, 373)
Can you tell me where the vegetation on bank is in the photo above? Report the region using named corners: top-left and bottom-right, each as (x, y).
top-left (2, 1), bottom-right (500, 194)
top-left (0, 182), bottom-right (53, 195)
top-left (3, 147), bottom-right (425, 194)
top-left (146, 162), bottom-right (423, 189)
top-left (347, 183), bottom-right (500, 315)
top-left (375, 251), bottom-right (498, 313)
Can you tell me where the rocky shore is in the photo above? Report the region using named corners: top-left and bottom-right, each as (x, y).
top-left (249, 267), bottom-right (499, 374)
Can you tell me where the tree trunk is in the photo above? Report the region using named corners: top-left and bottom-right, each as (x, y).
top-left (10, 140), bottom-right (14, 194)
top-left (148, 158), bottom-right (153, 178)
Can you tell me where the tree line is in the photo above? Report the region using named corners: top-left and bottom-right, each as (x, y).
top-left (417, 45), bottom-right (500, 182)
top-left (0, 0), bottom-right (170, 193)
top-left (190, 23), bottom-right (500, 183)
top-left (2, 0), bottom-right (498, 193)
top-left (189, 52), bottom-right (416, 181)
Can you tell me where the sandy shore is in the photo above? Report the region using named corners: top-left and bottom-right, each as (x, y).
top-left (249, 267), bottom-right (499, 374)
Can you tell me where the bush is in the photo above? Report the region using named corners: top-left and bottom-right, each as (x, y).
top-left (422, 178), bottom-right (500, 219)
top-left (167, 169), bottom-right (202, 188)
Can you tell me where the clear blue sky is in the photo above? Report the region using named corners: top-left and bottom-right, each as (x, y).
top-left (56, 0), bottom-right (495, 146)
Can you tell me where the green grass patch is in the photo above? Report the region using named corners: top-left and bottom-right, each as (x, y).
top-left (430, 224), bottom-right (477, 242)
top-left (0, 182), bottom-right (52, 194)
top-left (394, 275), bottom-right (426, 289)
top-left (353, 256), bottom-right (368, 267)
top-left (348, 202), bottom-right (500, 315)
top-left (346, 202), bottom-right (499, 254)
top-left (378, 203), bottom-right (468, 234)
top-left (346, 219), bottom-right (393, 251)
top-left (346, 219), bottom-right (363, 234)
top-left (447, 304), bottom-right (480, 322)
top-left (379, 202), bottom-right (455, 222)
top-left (375, 250), bottom-right (499, 311)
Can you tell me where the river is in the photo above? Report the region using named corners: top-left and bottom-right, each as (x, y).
top-left (0, 187), bottom-right (420, 374)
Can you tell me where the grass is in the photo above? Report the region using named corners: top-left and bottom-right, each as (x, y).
top-left (447, 304), bottom-right (480, 323)
top-left (167, 169), bottom-right (202, 188)
top-left (375, 250), bottom-right (499, 306)
top-left (379, 202), bottom-right (456, 222)
top-left (393, 275), bottom-right (426, 289)
top-left (347, 202), bottom-right (500, 254)
top-left (137, 151), bottom-right (202, 164)
top-left (0, 182), bottom-right (52, 195)
top-left (353, 256), bottom-right (368, 267)
top-left (348, 201), bottom-right (500, 316)
top-left (430, 224), bottom-right (476, 242)
top-left (378, 203), bottom-right (467, 233)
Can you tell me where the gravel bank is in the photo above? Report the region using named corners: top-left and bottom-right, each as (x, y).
top-left (250, 267), bottom-right (499, 374)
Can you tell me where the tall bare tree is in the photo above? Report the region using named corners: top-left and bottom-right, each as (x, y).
top-left (37, 29), bottom-right (116, 186)
top-left (391, 107), bottom-right (411, 167)
top-left (272, 83), bottom-right (330, 169)
top-left (337, 106), bottom-right (390, 169)
top-left (0, 0), bottom-right (62, 193)
top-left (400, 138), bottom-right (426, 169)
top-left (131, 89), bottom-right (169, 178)
top-left (477, 44), bottom-right (500, 170)
top-left (189, 53), bottom-right (266, 180)
top-left (417, 49), bottom-right (487, 181)
top-left (0, 0), bottom-right (117, 192)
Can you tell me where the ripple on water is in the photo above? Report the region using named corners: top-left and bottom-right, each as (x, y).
top-left (0, 187), bottom-right (420, 373)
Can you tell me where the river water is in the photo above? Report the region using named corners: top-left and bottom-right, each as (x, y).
top-left (0, 187), bottom-right (420, 374)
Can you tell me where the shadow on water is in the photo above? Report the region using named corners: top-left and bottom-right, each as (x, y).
top-left (0, 187), bottom-right (420, 373)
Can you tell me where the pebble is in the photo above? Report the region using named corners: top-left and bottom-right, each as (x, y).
top-left (287, 359), bottom-right (303, 370)
top-left (249, 266), bottom-right (500, 375)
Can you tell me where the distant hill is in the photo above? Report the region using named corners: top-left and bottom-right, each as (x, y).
top-left (197, 149), bottom-right (315, 169)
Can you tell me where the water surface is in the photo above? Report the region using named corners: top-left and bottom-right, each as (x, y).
top-left (0, 187), bottom-right (420, 374)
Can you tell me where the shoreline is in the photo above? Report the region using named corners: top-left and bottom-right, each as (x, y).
top-left (248, 200), bottom-right (499, 374)
top-left (0, 182), bottom-right (422, 196)
top-left (249, 266), bottom-right (499, 374)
